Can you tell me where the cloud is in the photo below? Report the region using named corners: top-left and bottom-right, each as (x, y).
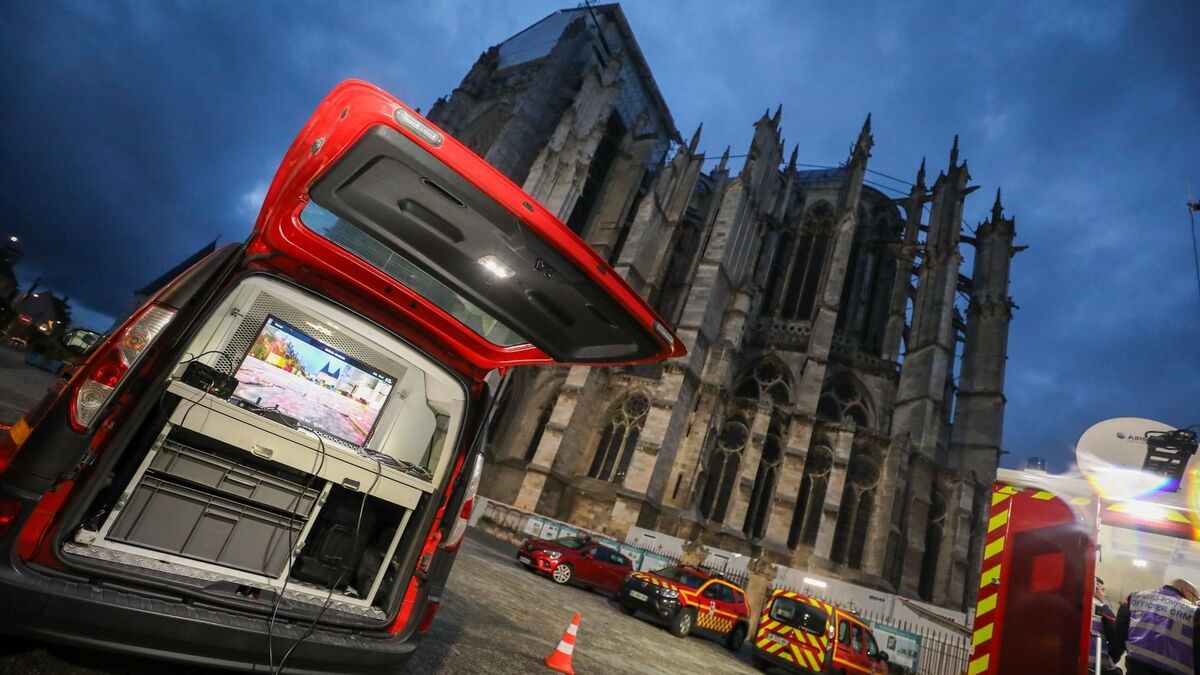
top-left (237, 183), bottom-right (268, 221)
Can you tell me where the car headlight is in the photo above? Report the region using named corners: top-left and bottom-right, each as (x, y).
top-left (661, 588), bottom-right (679, 599)
top-left (544, 550), bottom-right (562, 559)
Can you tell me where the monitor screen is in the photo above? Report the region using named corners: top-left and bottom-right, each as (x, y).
top-left (231, 316), bottom-right (397, 448)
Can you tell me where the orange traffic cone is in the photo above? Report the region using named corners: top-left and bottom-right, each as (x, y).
top-left (543, 611), bottom-right (580, 674)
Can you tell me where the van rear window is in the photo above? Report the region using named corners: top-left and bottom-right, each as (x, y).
top-left (300, 201), bottom-right (527, 347)
top-left (770, 596), bottom-right (829, 635)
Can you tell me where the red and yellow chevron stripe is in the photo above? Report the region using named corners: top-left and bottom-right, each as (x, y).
top-left (754, 588), bottom-right (835, 673)
top-left (967, 483), bottom-right (1094, 675)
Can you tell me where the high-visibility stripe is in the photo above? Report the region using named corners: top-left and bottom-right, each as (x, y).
top-left (987, 509), bottom-right (1009, 532)
top-left (765, 641), bottom-right (782, 654)
top-left (756, 637), bottom-right (772, 649)
top-left (972, 623), bottom-right (994, 646)
top-left (1031, 490), bottom-right (1054, 500)
top-left (980, 565), bottom-right (1001, 588)
top-left (557, 641), bottom-right (574, 656)
top-left (803, 648), bottom-right (820, 671)
top-left (976, 593), bottom-right (997, 617)
top-left (968, 654), bottom-right (990, 675)
top-left (984, 537), bottom-right (1005, 560)
top-left (1070, 496), bottom-right (1091, 506)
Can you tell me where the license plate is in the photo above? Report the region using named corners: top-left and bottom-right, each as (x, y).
top-left (768, 633), bottom-right (789, 646)
top-left (628, 590), bottom-right (648, 602)
top-left (518, 555), bottom-right (532, 565)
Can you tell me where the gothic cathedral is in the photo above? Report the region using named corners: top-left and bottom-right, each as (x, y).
top-left (427, 5), bottom-right (1018, 611)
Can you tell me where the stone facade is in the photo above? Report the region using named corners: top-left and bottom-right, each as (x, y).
top-left (428, 5), bottom-right (1019, 611)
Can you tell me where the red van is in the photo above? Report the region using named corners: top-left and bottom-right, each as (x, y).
top-left (0, 80), bottom-right (682, 673)
top-left (753, 588), bottom-right (889, 674)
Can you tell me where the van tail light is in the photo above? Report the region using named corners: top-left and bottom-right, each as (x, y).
top-left (442, 453), bottom-right (483, 552)
top-left (69, 303), bottom-right (176, 432)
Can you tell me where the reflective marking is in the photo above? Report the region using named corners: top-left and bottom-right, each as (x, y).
top-left (972, 623), bottom-right (994, 646)
top-left (976, 593), bottom-right (997, 617)
top-left (1031, 490), bottom-right (1054, 500)
top-left (567, 623), bottom-right (577, 636)
top-left (980, 565), bottom-right (1001, 588)
top-left (968, 654), bottom-right (990, 675)
top-left (558, 642), bottom-right (574, 656)
top-left (987, 510), bottom-right (1009, 532)
top-left (1070, 496), bottom-right (1091, 506)
top-left (984, 538), bottom-right (1005, 560)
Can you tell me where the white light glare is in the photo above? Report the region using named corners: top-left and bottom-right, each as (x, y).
top-left (1126, 501), bottom-right (1167, 522)
top-left (803, 577), bottom-right (828, 589)
top-left (478, 255), bottom-right (514, 279)
top-left (8, 236), bottom-right (16, 243)
top-left (1132, 559), bottom-right (1148, 568)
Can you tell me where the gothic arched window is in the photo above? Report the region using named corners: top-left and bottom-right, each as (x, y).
top-left (587, 393), bottom-right (650, 484)
top-left (787, 443), bottom-right (833, 549)
top-left (830, 450), bottom-right (881, 568)
top-left (779, 201), bottom-right (835, 320)
top-left (732, 360), bottom-right (793, 540)
top-left (699, 415), bottom-right (750, 524)
top-left (817, 374), bottom-right (872, 428)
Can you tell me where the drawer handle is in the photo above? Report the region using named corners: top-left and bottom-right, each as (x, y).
top-left (251, 445), bottom-right (274, 460)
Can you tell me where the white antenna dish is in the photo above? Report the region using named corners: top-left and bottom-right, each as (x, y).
top-left (1076, 418), bottom-right (1197, 503)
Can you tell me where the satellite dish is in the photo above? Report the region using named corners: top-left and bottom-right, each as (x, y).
top-left (1076, 418), bottom-right (1198, 501)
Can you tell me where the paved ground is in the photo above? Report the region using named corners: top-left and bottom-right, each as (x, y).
top-left (0, 351), bottom-right (759, 674)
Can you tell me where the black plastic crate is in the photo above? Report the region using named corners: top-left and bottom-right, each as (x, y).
top-left (109, 476), bottom-right (304, 578)
top-left (149, 440), bottom-right (319, 519)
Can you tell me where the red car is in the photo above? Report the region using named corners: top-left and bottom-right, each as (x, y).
top-left (517, 535), bottom-right (633, 595)
top-left (0, 80), bottom-right (682, 673)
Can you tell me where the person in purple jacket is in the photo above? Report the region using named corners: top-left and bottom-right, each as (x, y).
top-left (1114, 578), bottom-right (1199, 675)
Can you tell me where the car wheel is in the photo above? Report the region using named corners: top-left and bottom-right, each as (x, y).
top-left (669, 608), bottom-right (696, 638)
top-left (619, 602), bottom-right (637, 616)
top-left (551, 563), bottom-right (573, 585)
top-left (725, 623), bottom-right (747, 651)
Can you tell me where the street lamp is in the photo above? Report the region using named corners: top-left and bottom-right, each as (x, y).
top-left (8, 236), bottom-right (17, 243)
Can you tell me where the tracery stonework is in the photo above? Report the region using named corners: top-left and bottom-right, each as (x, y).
top-left (428, 5), bottom-right (1018, 611)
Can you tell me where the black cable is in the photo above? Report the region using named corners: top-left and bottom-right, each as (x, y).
top-left (273, 457), bottom-right (384, 674)
top-left (266, 431), bottom-right (327, 672)
top-left (1187, 198), bottom-right (1200, 321)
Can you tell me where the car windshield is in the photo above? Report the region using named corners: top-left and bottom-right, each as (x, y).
top-left (770, 596), bottom-right (829, 635)
top-left (300, 201), bottom-right (527, 347)
top-left (552, 536), bottom-right (588, 550)
top-left (654, 566), bottom-right (707, 589)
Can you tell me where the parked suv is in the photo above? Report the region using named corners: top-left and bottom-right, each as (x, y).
top-left (752, 588), bottom-right (889, 674)
top-left (0, 80), bottom-right (682, 673)
top-left (617, 565), bottom-right (751, 650)
top-left (517, 535), bottom-right (633, 595)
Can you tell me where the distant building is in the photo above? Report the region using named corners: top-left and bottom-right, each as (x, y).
top-left (431, 4), bottom-right (1020, 612)
top-left (7, 291), bottom-right (71, 341)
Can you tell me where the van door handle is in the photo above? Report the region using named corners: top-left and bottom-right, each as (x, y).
top-left (251, 445), bottom-right (274, 460)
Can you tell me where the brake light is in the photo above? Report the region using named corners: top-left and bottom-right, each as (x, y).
top-left (69, 303), bottom-right (176, 431)
top-left (442, 453), bottom-right (483, 551)
top-left (0, 498), bottom-right (22, 541)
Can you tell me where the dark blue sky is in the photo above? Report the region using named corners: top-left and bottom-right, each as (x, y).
top-left (2, 1), bottom-right (1197, 471)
